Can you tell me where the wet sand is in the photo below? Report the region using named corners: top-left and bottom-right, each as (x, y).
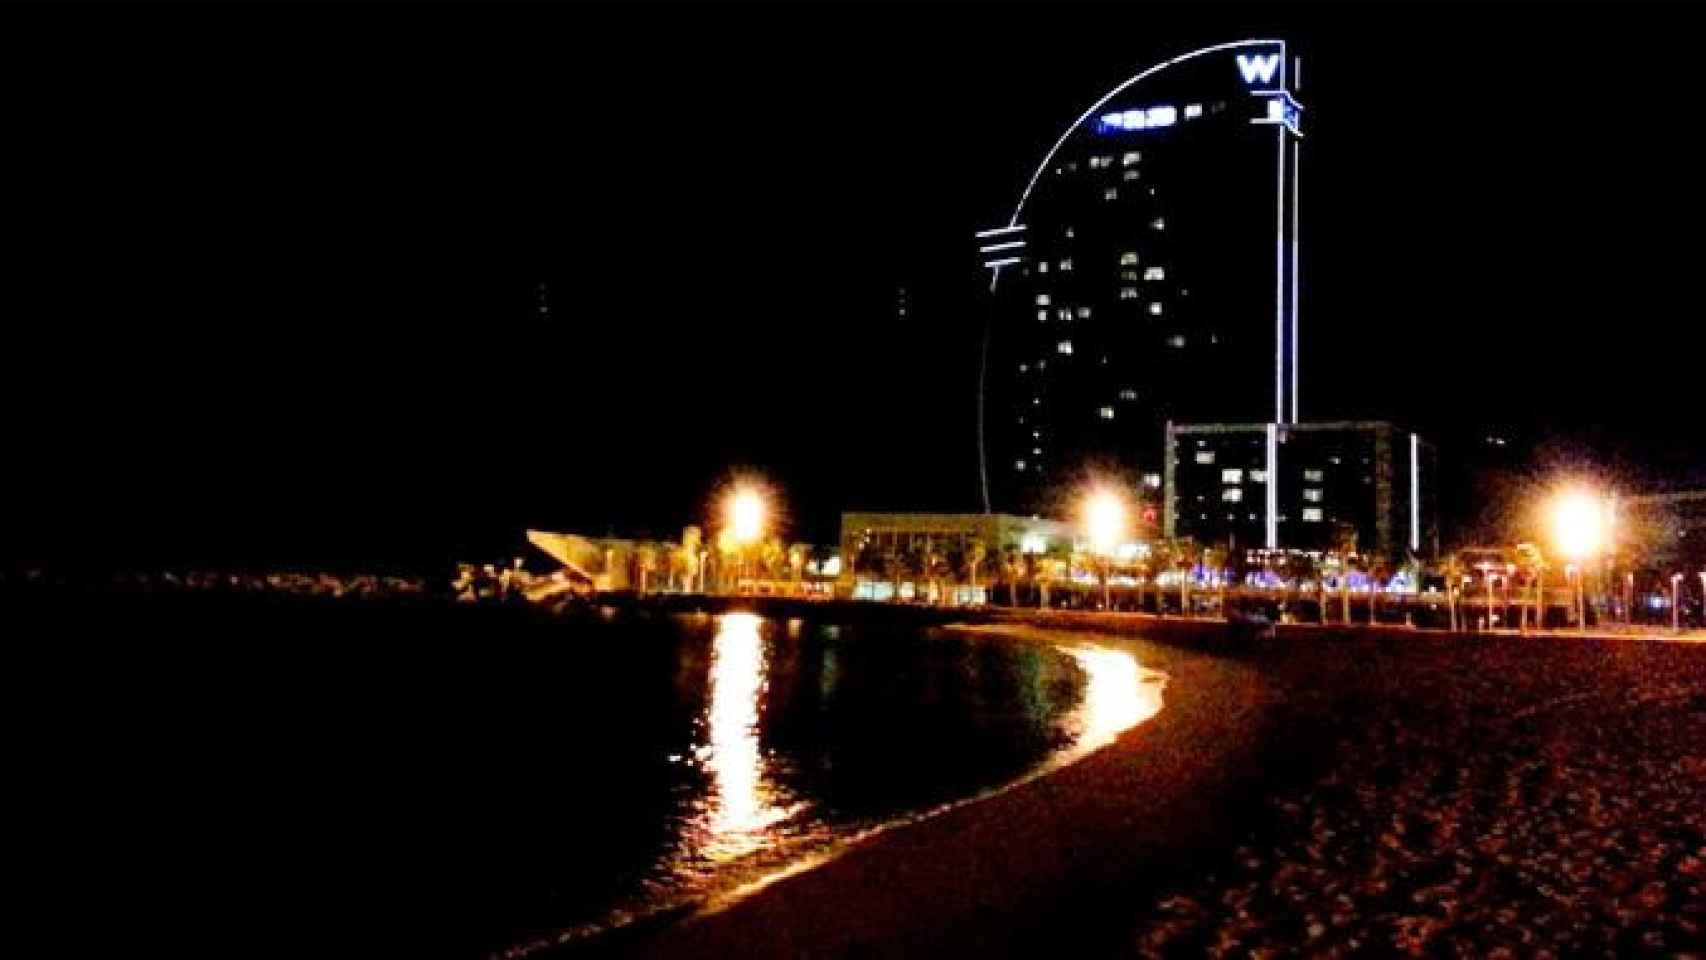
top-left (560, 625), bottom-right (1705, 959)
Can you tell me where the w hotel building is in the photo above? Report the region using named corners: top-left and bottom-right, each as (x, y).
top-left (979, 40), bottom-right (1303, 517)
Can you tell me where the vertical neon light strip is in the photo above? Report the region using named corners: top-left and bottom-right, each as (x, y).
top-left (1290, 137), bottom-right (1300, 424)
top-left (1266, 423), bottom-right (1279, 550)
top-left (1274, 126), bottom-right (1286, 424)
top-left (1409, 432), bottom-right (1421, 552)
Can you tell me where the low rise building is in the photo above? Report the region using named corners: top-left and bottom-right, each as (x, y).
top-left (839, 512), bottom-right (1072, 604)
top-left (1165, 421), bottom-right (1439, 565)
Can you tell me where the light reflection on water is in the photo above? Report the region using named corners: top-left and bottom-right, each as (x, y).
top-left (602, 615), bottom-right (1165, 951)
top-left (692, 612), bottom-right (799, 862)
top-left (1056, 644), bottom-right (1165, 754)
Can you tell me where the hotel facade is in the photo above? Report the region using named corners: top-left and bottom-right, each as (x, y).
top-left (979, 39), bottom-right (1304, 516)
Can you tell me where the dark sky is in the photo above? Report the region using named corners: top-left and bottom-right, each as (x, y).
top-left (3, 3), bottom-right (1703, 571)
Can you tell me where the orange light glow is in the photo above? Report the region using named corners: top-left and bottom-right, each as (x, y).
top-left (1550, 489), bottom-right (1608, 560)
top-left (1058, 645), bottom-right (1164, 753)
top-left (700, 613), bottom-right (789, 859)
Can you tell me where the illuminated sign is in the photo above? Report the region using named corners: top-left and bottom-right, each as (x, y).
top-left (1250, 92), bottom-right (1302, 135)
top-left (1236, 52), bottom-right (1281, 86)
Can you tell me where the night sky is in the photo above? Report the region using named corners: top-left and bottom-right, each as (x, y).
top-left (4, 3), bottom-right (1703, 572)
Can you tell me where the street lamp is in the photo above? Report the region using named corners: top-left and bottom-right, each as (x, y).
top-left (725, 486), bottom-right (767, 593)
top-left (1082, 488), bottom-right (1127, 610)
top-left (1550, 488), bottom-right (1609, 632)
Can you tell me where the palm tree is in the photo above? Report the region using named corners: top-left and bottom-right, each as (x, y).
top-left (635, 544), bottom-right (660, 594)
top-left (1442, 553), bottom-right (1465, 632)
top-left (1369, 559), bottom-right (1393, 625)
top-left (965, 541), bottom-right (988, 600)
top-left (1290, 552), bottom-right (1320, 623)
top-left (1148, 540), bottom-right (1179, 614)
top-left (923, 538), bottom-right (950, 605)
top-left (1515, 542), bottom-right (1545, 631)
top-left (1203, 544), bottom-right (1229, 618)
top-left (1001, 546), bottom-right (1023, 606)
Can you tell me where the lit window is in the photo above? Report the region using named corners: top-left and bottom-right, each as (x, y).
top-left (1035, 310), bottom-right (1047, 323)
top-left (1089, 155), bottom-right (1112, 169)
top-left (1032, 397), bottom-right (1041, 405)
top-left (1123, 169), bottom-right (1140, 182)
top-left (1121, 151), bottom-right (1141, 166)
top-left (1103, 188), bottom-right (1118, 201)
top-left (1119, 388), bottom-right (1137, 401)
top-left (1144, 266), bottom-right (1166, 281)
top-left (1221, 468), bottom-right (1243, 483)
top-left (1017, 363), bottom-right (1028, 373)
top-left (1038, 261), bottom-right (1049, 273)
top-left (1064, 226), bottom-right (1074, 238)
top-left (1166, 335), bottom-right (1187, 348)
top-left (1058, 308), bottom-right (1072, 321)
top-left (1143, 473), bottom-right (1161, 489)
top-left (1249, 470), bottom-right (1267, 483)
top-left (1150, 217), bottom-right (1166, 230)
top-left (1222, 488), bottom-right (1243, 503)
top-left (1075, 306), bottom-right (1091, 319)
top-left (1121, 270), bottom-right (1140, 282)
top-left (1148, 302), bottom-right (1164, 316)
top-left (1303, 468), bottom-right (1324, 482)
top-left (1059, 258), bottom-right (1073, 271)
top-left (1302, 507), bottom-right (1324, 522)
top-left (1056, 340), bottom-right (1073, 355)
top-left (1119, 287), bottom-right (1139, 300)
top-left (1035, 294), bottom-right (1051, 306)
top-left (1184, 103), bottom-right (1203, 119)
top-left (1098, 406), bottom-right (1115, 420)
top-left (1303, 488), bottom-right (1323, 502)
top-left (1032, 430), bottom-right (1040, 438)
top-left (1194, 450), bottom-right (1215, 465)
top-left (1146, 106), bottom-right (1176, 127)
top-left (1119, 251), bottom-right (1138, 266)
top-left (1015, 460), bottom-right (1026, 471)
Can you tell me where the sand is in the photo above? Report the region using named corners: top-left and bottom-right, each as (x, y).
top-left (557, 625), bottom-right (1706, 958)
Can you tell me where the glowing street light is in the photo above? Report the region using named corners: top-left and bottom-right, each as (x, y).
top-left (721, 485), bottom-right (769, 594)
top-left (727, 487), bottom-right (766, 545)
top-left (1082, 487), bottom-right (1128, 609)
top-left (1083, 489), bottom-right (1128, 553)
top-left (1549, 488), bottom-right (1610, 632)
top-left (1550, 489), bottom-right (1608, 562)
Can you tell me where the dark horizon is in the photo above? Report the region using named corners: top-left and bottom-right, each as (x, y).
top-left (4, 3), bottom-right (1703, 572)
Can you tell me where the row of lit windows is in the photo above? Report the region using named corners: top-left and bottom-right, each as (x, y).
top-left (1188, 509), bottom-right (1327, 523)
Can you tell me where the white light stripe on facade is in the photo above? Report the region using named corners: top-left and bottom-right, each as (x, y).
top-left (1410, 432), bottom-right (1421, 552)
top-left (978, 240), bottom-right (1026, 253)
top-left (1290, 136), bottom-right (1300, 424)
top-left (1274, 124), bottom-right (1286, 424)
top-left (983, 256), bottom-right (1023, 268)
top-left (975, 224), bottom-right (1027, 238)
top-left (1009, 38), bottom-right (1287, 223)
top-left (1265, 423), bottom-right (1279, 550)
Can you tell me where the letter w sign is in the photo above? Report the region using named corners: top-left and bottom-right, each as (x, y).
top-left (1236, 53), bottom-right (1281, 86)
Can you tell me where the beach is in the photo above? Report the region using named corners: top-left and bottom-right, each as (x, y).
top-left (568, 624), bottom-right (1706, 958)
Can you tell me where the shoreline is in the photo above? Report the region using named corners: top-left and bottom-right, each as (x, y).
top-left (550, 624), bottom-right (1278, 959)
top-left (550, 615), bottom-right (1706, 958)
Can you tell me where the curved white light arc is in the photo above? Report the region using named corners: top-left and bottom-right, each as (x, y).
top-left (1007, 38), bottom-right (1286, 226)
